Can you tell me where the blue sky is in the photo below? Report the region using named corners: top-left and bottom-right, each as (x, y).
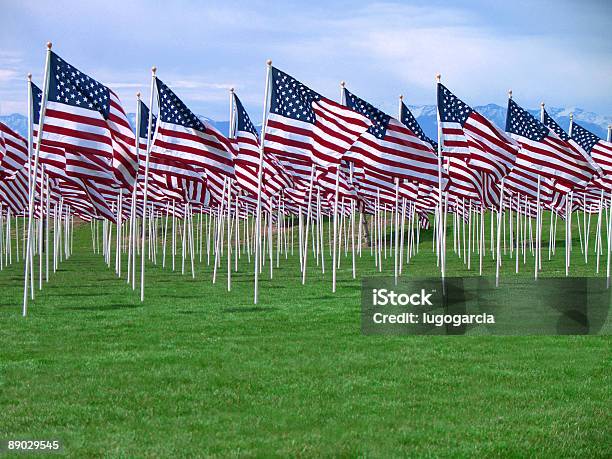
top-left (0, 0), bottom-right (610, 121)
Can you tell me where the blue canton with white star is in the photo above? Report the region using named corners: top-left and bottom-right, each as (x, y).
top-left (138, 100), bottom-right (157, 140)
top-left (343, 89), bottom-right (390, 139)
top-left (400, 102), bottom-right (438, 150)
top-left (156, 78), bottom-right (206, 132)
top-left (31, 82), bottom-right (43, 125)
top-left (437, 83), bottom-right (473, 125)
top-left (234, 93), bottom-right (258, 138)
top-left (571, 122), bottom-right (601, 154)
top-left (543, 110), bottom-right (569, 141)
top-left (505, 99), bottom-right (548, 141)
top-left (48, 52), bottom-right (110, 119)
top-left (270, 67), bottom-right (321, 124)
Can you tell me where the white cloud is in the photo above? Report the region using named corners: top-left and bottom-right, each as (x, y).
top-left (0, 1), bottom-right (610, 119)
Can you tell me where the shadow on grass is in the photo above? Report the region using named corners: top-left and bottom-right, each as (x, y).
top-left (222, 306), bottom-right (278, 313)
top-left (160, 294), bottom-right (202, 299)
top-left (59, 303), bottom-right (142, 311)
top-left (46, 292), bottom-right (110, 298)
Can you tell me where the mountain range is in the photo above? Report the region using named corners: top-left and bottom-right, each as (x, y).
top-left (2, 104), bottom-right (609, 142)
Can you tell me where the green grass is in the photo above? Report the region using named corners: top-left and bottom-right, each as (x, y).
top-left (0, 214), bottom-right (610, 458)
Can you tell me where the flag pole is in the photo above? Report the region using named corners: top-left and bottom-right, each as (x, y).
top-left (130, 91), bottom-right (142, 287)
top-left (26, 72), bottom-right (35, 295)
top-left (535, 174), bottom-right (541, 279)
top-left (23, 43), bottom-right (52, 317)
top-left (254, 60), bottom-right (272, 304)
top-left (394, 95), bottom-right (404, 284)
top-left (228, 88), bottom-right (235, 291)
top-left (140, 66), bottom-right (156, 302)
top-left (227, 179), bottom-right (232, 290)
top-left (607, 190), bottom-right (611, 287)
top-left (302, 165), bottom-right (315, 285)
top-left (435, 74), bottom-right (445, 281)
top-left (596, 189), bottom-right (604, 274)
top-left (38, 165), bottom-right (45, 290)
top-left (332, 81), bottom-right (346, 292)
top-left (496, 179), bottom-right (505, 287)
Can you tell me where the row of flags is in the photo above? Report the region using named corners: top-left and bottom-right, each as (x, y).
top-left (1, 48), bottom-right (612, 227)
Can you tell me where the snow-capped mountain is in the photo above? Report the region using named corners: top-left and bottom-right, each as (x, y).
top-left (406, 103), bottom-right (611, 141)
top-left (124, 112), bottom-right (230, 138)
top-left (0, 113), bottom-right (29, 138)
top-left (2, 104), bottom-right (609, 141)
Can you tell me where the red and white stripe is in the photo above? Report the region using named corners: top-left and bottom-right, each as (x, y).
top-left (0, 122), bottom-right (28, 177)
top-left (264, 97), bottom-right (371, 169)
top-left (441, 111), bottom-right (518, 180)
top-left (345, 117), bottom-right (441, 187)
top-left (151, 114), bottom-right (235, 179)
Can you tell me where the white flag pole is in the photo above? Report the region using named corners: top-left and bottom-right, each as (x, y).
top-left (140, 67), bottom-right (156, 302)
top-left (38, 165), bottom-right (45, 290)
top-left (302, 165), bottom-right (315, 285)
top-left (228, 88), bottom-right (236, 291)
top-left (496, 179), bottom-right (505, 286)
top-left (596, 189), bottom-right (604, 274)
top-left (394, 95), bottom-right (404, 284)
top-left (227, 180), bottom-right (232, 290)
top-left (535, 174), bottom-right (541, 279)
top-left (479, 206), bottom-right (484, 276)
top-left (435, 74), bottom-right (445, 281)
top-left (129, 92), bottom-right (142, 286)
top-left (331, 81), bottom-right (347, 292)
top-left (607, 190), bottom-right (611, 287)
top-left (254, 60), bottom-right (272, 304)
top-left (23, 43), bottom-right (52, 317)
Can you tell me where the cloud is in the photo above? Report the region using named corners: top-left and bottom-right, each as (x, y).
top-left (0, 0), bottom-right (610, 120)
top-left (0, 69), bottom-right (19, 82)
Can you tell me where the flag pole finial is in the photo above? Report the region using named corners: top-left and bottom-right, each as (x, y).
top-left (569, 112), bottom-right (573, 120)
top-left (136, 91), bottom-right (141, 99)
top-left (46, 42), bottom-right (52, 50)
top-left (229, 87), bottom-right (234, 93)
top-left (508, 89), bottom-right (512, 99)
top-left (27, 73), bottom-right (32, 81)
top-left (435, 73), bottom-right (441, 83)
top-left (540, 101), bottom-right (545, 108)
top-left (340, 81), bottom-right (345, 88)
top-left (399, 94), bottom-right (403, 101)
top-left (266, 59), bottom-right (272, 66)
top-left (151, 66), bottom-right (157, 75)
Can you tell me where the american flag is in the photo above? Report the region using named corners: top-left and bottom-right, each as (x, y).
top-left (571, 121), bottom-right (612, 190)
top-left (0, 122), bottom-right (28, 178)
top-left (399, 101), bottom-right (438, 150)
top-left (32, 81), bottom-right (117, 221)
top-left (445, 157), bottom-right (501, 208)
top-left (264, 67), bottom-right (370, 170)
top-left (151, 78), bottom-right (235, 178)
top-left (233, 93), bottom-right (259, 166)
top-left (0, 166), bottom-right (28, 213)
top-left (438, 83), bottom-right (518, 180)
top-left (542, 110), bottom-right (602, 178)
top-left (506, 99), bottom-right (599, 193)
top-left (232, 92), bottom-right (293, 202)
top-left (137, 99), bottom-right (203, 203)
top-left (138, 100), bottom-right (156, 141)
top-left (41, 51), bottom-right (137, 190)
top-left (232, 92), bottom-right (262, 197)
top-left (315, 165), bottom-right (358, 203)
top-left (343, 88), bottom-right (441, 187)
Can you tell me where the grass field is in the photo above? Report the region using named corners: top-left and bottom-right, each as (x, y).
top-left (1, 215), bottom-right (610, 457)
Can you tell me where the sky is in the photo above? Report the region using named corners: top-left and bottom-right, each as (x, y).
top-left (0, 0), bottom-right (610, 121)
